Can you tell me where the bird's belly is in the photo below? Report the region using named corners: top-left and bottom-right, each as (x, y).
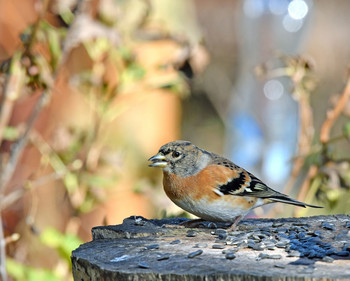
top-left (172, 196), bottom-right (256, 222)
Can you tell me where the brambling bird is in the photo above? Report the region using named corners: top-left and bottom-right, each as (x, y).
top-left (148, 140), bottom-right (322, 230)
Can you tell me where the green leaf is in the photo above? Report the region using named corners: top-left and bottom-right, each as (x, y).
top-left (60, 10), bottom-right (75, 25)
top-left (343, 121), bottom-right (350, 138)
top-left (304, 151), bottom-right (322, 167)
top-left (3, 126), bottom-right (19, 140)
top-left (7, 258), bottom-right (62, 281)
top-left (117, 46), bottom-right (133, 61)
top-left (84, 38), bottom-right (111, 61)
top-left (40, 227), bottom-right (83, 263)
top-left (79, 197), bottom-right (96, 213)
top-left (64, 172), bottom-right (79, 192)
top-left (82, 173), bottom-right (117, 188)
top-left (121, 63), bottom-right (146, 83)
top-left (47, 27), bottom-right (62, 68)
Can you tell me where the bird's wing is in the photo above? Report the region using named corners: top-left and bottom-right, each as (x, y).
top-left (209, 155), bottom-right (322, 208)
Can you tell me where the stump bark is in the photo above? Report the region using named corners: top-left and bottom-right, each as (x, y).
top-left (71, 215), bottom-right (350, 281)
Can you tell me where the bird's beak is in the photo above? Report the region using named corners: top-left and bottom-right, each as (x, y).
top-left (148, 153), bottom-right (168, 168)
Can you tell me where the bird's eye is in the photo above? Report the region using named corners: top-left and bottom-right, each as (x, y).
top-left (172, 151), bottom-right (180, 158)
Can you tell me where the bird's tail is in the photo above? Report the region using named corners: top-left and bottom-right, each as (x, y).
top-left (270, 195), bottom-right (323, 208)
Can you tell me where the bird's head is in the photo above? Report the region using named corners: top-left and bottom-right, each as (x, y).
top-left (148, 140), bottom-right (210, 177)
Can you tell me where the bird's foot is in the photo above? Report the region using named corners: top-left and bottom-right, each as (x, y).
top-left (225, 215), bottom-right (243, 232)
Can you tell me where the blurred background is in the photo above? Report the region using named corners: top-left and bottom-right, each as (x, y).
top-left (0, 0), bottom-right (350, 280)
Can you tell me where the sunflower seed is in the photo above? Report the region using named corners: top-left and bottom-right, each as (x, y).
top-left (207, 222), bottom-right (218, 229)
top-left (269, 254), bottom-right (282, 259)
top-left (287, 251), bottom-right (301, 257)
top-left (157, 254), bottom-right (170, 261)
top-left (193, 243), bottom-right (208, 248)
top-left (322, 256), bottom-right (334, 263)
top-left (276, 242), bottom-right (288, 248)
top-left (222, 248), bottom-right (238, 254)
top-left (186, 230), bottom-right (197, 237)
top-left (225, 252), bottom-right (236, 260)
top-left (214, 229), bottom-right (227, 235)
top-left (292, 222), bottom-right (310, 227)
top-left (145, 244), bottom-right (159, 250)
top-left (321, 222), bottom-right (335, 231)
top-left (138, 262), bottom-right (150, 269)
top-left (188, 250), bottom-right (203, 258)
top-left (134, 217), bottom-right (146, 226)
top-left (212, 244), bottom-right (226, 249)
top-left (170, 239), bottom-right (181, 245)
top-left (218, 233), bottom-right (227, 240)
top-left (343, 243), bottom-right (350, 252)
top-left (256, 253), bottom-right (269, 260)
top-left (335, 250), bottom-right (349, 257)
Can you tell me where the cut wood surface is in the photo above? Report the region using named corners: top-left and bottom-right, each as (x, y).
top-left (71, 215), bottom-right (350, 281)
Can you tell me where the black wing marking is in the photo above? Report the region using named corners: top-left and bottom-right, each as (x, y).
top-left (217, 171), bottom-right (248, 195)
top-left (216, 169), bottom-right (270, 196)
top-left (216, 170), bottom-right (322, 208)
top-left (210, 154), bottom-right (322, 208)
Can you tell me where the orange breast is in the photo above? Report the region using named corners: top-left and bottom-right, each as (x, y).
top-left (162, 166), bottom-right (260, 221)
top-left (162, 165), bottom-right (240, 201)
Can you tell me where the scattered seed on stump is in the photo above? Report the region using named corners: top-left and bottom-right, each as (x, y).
top-left (322, 256), bottom-right (334, 263)
top-left (207, 222), bottom-right (218, 229)
top-left (138, 262), bottom-right (150, 269)
top-left (222, 248), bottom-right (238, 254)
top-left (188, 250), bottom-right (203, 258)
top-left (225, 253), bottom-right (236, 260)
top-left (157, 254), bottom-right (170, 261)
top-left (336, 250), bottom-right (349, 257)
top-left (212, 244), bottom-right (226, 249)
top-left (186, 230), bottom-right (197, 237)
top-left (257, 253), bottom-right (282, 260)
top-left (321, 222), bottom-right (335, 231)
top-left (218, 233), bottom-right (227, 240)
top-left (214, 229), bottom-right (227, 235)
top-left (145, 244), bottom-right (159, 250)
top-left (193, 243), bottom-right (208, 248)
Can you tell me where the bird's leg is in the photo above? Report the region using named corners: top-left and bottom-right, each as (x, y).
top-left (227, 215), bottom-right (243, 232)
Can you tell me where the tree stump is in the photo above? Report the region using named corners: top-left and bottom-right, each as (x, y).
top-left (71, 215), bottom-right (350, 280)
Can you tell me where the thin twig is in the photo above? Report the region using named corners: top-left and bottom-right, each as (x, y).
top-left (0, 189), bottom-right (24, 212)
top-left (320, 77), bottom-right (350, 144)
top-left (283, 92), bottom-right (314, 196)
top-left (0, 3), bottom-right (62, 278)
top-left (0, 72), bottom-right (11, 117)
top-left (294, 76), bottom-right (350, 204)
top-left (0, 90), bottom-right (50, 192)
top-left (0, 170), bottom-right (65, 212)
top-left (0, 53), bottom-right (25, 145)
top-left (296, 164), bottom-right (319, 204)
top-left (0, 215), bottom-right (6, 281)
top-left (0, 0), bottom-right (51, 192)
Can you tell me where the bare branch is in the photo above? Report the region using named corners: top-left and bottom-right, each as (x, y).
top-left (0, 53), bottom-right (26, 144)
top-left (320, 77), bottom-right (350, 144)
top-left (0, 215), bottom-right (6, 281)
top-left (0, 90), bottom-right (50, 192)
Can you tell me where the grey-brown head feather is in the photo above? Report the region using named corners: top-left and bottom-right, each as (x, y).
top-left (157, 141), bottom-right (210, 177)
